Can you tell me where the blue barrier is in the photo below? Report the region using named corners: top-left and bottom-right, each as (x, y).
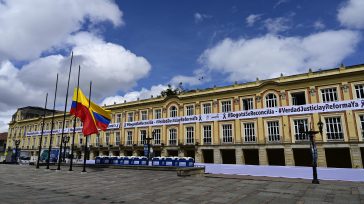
top-left (111, 157), bottom-right (118, 165)
top-left (177, 157), bottom-right (194, 167)
top-left (118, 156), bottom-right (124, 165)
top-left (139, 157), bottom-right (148, 165)
top-left (95, 156), bottom-right (101, 164)
top-left (165, 157), bottom-right (178, 166)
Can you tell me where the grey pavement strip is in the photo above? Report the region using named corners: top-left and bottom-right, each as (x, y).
top-left (0, 164), bottom-right (363, 204)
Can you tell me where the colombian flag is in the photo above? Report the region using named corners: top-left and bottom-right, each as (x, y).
top-left (70, 88), bottom-right (111, 135)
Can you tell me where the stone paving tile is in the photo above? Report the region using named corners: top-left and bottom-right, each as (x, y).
top-left (0, 164), bottom-right (363, 203)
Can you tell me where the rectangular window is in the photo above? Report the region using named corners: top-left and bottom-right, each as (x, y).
top-left (115, 132), bottom-right (120, 146)
top-left (360, 115), bottom-right (364, 138)
top-left (33, 137), bottom-right (36, 148)
top-left (153, 129), bottom-right (161, 145)
top-left (169, 129), bottom-right (177, 145)
top-left (154, 109), bottom-right (162, 119)
top-left (186, 127), bottom-right (194, 144)
top-left (242, 98), bottom-right (254, 110)
top-left (79, 134), bottom-right (83, 145)
top-left (96, 134), bottom-right (100, 146)
top-left (141, 110), bottom-right (148, 121)
top-left (186, 105), bottom-right (194, 116)
top-left (325, 117), bottom-right (344, 140)
top-left (244, 123), bottom-right (256, 142)
top-left (116, 113), bottom-right (122, 123)
top-left (291, 92), bottom-right (306, 105)
top-left (127, 131), bottom-right (133, 146)
top-left (221, 101), bottom-right (232, 113)
top-left (267, 121), bottom-right (280, 142)
top-left (202, 103), bottom-right (211, 114)
top-left (27, 138), bottom-right (30, 147)
top-left (355, 84), bottom-right (364, 99)
top-left (65, 121), bottom-right (69, 128)
top-left (105, 132), bottom-right (110, 146)
top-left (203, 125), bottom-right (212, 144)
top-left (140, 130), bottom-right (147, 145)
top-left (222, 124), bottom-right (233, 143)
top-left (321, 88), bottom-right (338, 102)
top-left (293, 119), bottom-right (309, 141)
top-left (57, 136), bottom-right (60, 146)
top-left (44, 137), bottom-right (47, 146)
top-left (127, 112), bottom-right (134, 122)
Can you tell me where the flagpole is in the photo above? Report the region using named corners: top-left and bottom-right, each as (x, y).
top-left (57, 51), bottom-right (73, 170)
top-left (69, 65), bottom-right (81, 171)
top-left (36, 93), bottom-right (48, 169)
top-left (82, 81), bottom-right (92, 173)
top-left (46, 74), bottom-right (59, 169)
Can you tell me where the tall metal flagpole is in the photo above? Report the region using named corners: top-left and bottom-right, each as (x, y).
top-left (57, 51), bottom-right (73, 170)
top-left (82, 81), bottom-right (92, 173)
top-left (46, 74), bottom-right (59, 169)
top-left (69, 65), bottom-right (81, 171)
top-left (36, 93), bottom-right (48, 169)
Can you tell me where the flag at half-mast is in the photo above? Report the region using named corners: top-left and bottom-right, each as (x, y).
top-left (70, 88), bottom-right (111, 135)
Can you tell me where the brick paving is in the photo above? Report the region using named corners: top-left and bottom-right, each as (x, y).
top-left (0, 164), bottom-right (363, 204)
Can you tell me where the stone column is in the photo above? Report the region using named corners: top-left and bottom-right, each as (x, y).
top-left (236, 148), bottom-right (244, 164)
top-left (213, 148), bottom-right (222, 164)
top-left (350, 144), bottom-right (363, 168)
top-left (258, 147), bottom-right (268, 165)
top-left (89, 151), bottom-right (95, 160)
top-left (195, 148), bottom-right (202, 163)
top-left (284, 146), bottom-right (294, 166)
top-left (316, 144), bottom-right (327, 167)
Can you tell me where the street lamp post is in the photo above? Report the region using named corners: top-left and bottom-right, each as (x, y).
top-left (299, 120), bottom-right (323, 184)
top-left (62, 136), bottom-right (70, 162)
top-left (144, 130), bottom-right (155, 165)
top-left (14, 140), bottom-right (20, 164)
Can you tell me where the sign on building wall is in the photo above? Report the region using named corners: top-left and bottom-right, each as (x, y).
top-left (123, 99), bottom-right (364, 128)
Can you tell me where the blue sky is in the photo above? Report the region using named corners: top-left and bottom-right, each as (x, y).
top-left (0, 0), bottom-right (364, 132)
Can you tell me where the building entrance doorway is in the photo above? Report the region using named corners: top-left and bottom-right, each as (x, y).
top-left (185, 150), bottom-right (195, 159)
top-left (202, 149), bottom-right (214, 163)
top-left (221, 149), bottom-right (236, 164)
top-left (267, 149), bottom-right (285, 166)
top-left (293, 148), bottom-right (311, 167)
top-left (243, 149), bottom-right (259, 165)
top-left (167, 150), bottom-right (178, 157)
top-left (325, 148), bottom-right (352, 168)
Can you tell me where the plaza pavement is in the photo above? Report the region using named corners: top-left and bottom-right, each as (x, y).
top-left (0, 164), bottom-right (363, 204)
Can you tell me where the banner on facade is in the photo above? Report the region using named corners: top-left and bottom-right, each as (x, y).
top-left (123, 99), bottom-right (364, 128)
top-left (26, 123), bottom-right (120, 137)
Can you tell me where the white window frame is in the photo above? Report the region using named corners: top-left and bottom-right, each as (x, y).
top-left (127, 112), bottom-right (134, 122)
top-left (220, 99), bottom-right (232, 113)
top-left (265, 119), bottom-right (281, 142)
top-left (322, 115), bottom-right (345, 141)
top-left (140, 110), bottom-right (148, 121)
top-left (265, 93), bottom-right (278, 108)
top-left (169, 105), bottom-right (178, 117)
top-left (185, 104), bottom-right (195, 116)
top-left (319, 85), bottom-right (340, 103)
top-left (291, 117), bottom-right (311, 143)
top-left (105, 132), bottom-right (110, 146)
top-left (288, 89), bottom-right (308, 106)
top-left (168, 128), bottom-right (178, 145)
top-left (139, 129), bottom-right (147, 145)
top-left (115, 113), bottom-right (122, 123)
top-left (185, 126), bottom-right (195, 145)
top-left (126, 131), bottom-right (133, 146)
top-left (241, 97), bottom-right (254, 111)
top-left (154, 109), bottom-right (162, 119)
top-left (352, 82), bottom-right (364, 99)
top-left (241, 120), bottom-right (257, 143)
top-left (115, 132), bottom-right (120, 146)
top-left (96, 134), bottom-right (100, 146)
top-left (220, 123), bottom-right (233, 143)
top-left (201, 102), bottom-right (212, 114)
top-left (202, 124), bottom-right (212, 144)
top-left (153, 129), bottom-right (161, 145)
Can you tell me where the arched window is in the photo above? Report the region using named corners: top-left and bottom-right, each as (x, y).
top-left (265, 93), bottom-right (277, 107)
top-left (169, 106), bottom-right (178, 117)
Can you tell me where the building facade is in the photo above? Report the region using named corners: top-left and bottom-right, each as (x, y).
top-left (6, 64), bottom-right (364, 168)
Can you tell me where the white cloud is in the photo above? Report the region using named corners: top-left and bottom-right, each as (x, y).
top-left (313, 20), bottom-right (325, 30)
top-left (246, 14), bottom-right (263, 27)
top-left (101, 84), bottom-right (168, 106)
top-left (338, 0), bottom-right (364, 29)
top-left (0, 0), bottom-right (123, 61)
top-left (263, 17), bottom-right (291, 34)
top-left (194, 12), bottom-right (212, 24)
top-left (274, 0), bottom-right (290, 8)
top-left (199, 30), bottom-right (361, 82)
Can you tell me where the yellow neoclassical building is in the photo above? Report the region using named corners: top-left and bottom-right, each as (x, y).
top-left (6, 64), bottom-right (364, 168)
